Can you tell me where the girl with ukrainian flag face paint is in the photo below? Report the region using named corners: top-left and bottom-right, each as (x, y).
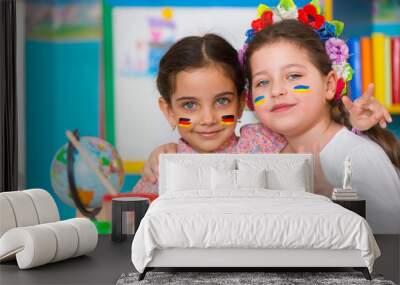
top-left (242, 1), bottom-right (399, 170)
top-left (239, 1), bottom-right (400, 233)
top-left (243, 0), bottom-right (353, 146)
top-left (157, 35), bottom-right (246, 153)
top-left (249, 38), bottom-right (329, 139)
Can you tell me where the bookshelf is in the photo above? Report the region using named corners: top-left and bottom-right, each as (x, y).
top-left (388, 105), bottom-right (400, 115)
top-left (334, 1), bottom-right (400, 115)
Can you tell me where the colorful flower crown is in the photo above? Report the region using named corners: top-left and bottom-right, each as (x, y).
top-left (240, 0), bottom-right (353, 101)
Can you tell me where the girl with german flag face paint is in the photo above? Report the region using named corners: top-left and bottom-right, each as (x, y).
top-left (157, 34), bottom-right (246, 153)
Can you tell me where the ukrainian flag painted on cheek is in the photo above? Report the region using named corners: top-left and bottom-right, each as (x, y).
top-left (254, 95), bottom-right (266, 106)
top-left (293, 85), bottom-right (311, 94)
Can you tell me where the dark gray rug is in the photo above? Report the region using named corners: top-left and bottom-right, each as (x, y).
top-left (116, 271), bottom-right (396, 285)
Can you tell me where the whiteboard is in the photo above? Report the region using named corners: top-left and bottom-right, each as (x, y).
top-left (113, 7), bottom-right (258, 160)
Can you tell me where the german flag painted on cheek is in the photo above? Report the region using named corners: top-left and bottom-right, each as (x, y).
top-left (220, 115), bottom-right (235, 125)
top-left (178, 118), bottom-right (192, 128)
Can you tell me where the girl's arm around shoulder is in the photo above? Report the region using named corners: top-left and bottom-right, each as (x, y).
top-left (131, 177), bottom-right (159, 194)
top-left (238, 123), bottom-right (287, 153)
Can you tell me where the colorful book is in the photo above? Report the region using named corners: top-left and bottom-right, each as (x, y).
top-left (360, 37), bottom-right (373, 94)
top-left (371, 33), bottom-right (386, 104)
top-left (392, 37), bottom-right (400, 104)
top-left (385, 36), bottom-right (392, 106)
top-left (332, 195), bottom-right (360, 201)
top-left (348, 37), bottom-right (362, 101)
top-left (323, 0), bottom-right (333, 21)
top-left (333, 189), bottom-right (359, 194)
top-left (332, 193), bottom-right (359, 198)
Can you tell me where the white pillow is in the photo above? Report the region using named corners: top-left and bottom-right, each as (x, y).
top-left (238, 159), bottom-right (309, 191)
top-left (211, 168), bottom-right (236, 190)
top-left (266, 162), bottom-right (307, 191)
top-left (236, 169), bottom-right (267, 189)
top-left (211, 169), bottom-right (267, 190)
top-left (167, 162), bottom-right (211, 191)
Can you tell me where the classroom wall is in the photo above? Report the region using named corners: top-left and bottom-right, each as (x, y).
top-left (24, 0), bottom-right (102, 219)
top-left (334, 0), bottom-right (373, 37)
top-left (26, 40), bottom-right (100, 219)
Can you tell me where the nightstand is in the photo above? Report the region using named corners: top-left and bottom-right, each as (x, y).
top-left (332, 199), bottom-right (366, 218)
top-left (111, 197), bottom-right (150, 242)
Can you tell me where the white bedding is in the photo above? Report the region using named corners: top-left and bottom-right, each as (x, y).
top-left (131, 190), bottom-right (380, 273)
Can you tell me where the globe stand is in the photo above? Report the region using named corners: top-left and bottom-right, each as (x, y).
top-left (67, 129), bottom-right (102, 220)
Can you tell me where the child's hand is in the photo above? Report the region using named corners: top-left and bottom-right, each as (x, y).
top-left (343, 83), bottom-right (392, 131)
top-left (142, 143), bottom-right (178, 183)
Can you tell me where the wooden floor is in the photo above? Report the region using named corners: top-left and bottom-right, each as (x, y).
top-left (0, 235), bottom-right (398, 284)
top-left (0, 235), bottom-right (134, 285)
top-left (373, 235), bottom-right (400, 284)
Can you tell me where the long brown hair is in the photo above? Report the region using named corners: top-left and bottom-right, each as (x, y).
top-left (244, 19), bottom-right (400, 168)
top-left (157, 34), bottom-right (244, 104)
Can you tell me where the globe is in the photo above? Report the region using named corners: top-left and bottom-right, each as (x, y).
top-left (50, 136), bottom-right (124, 209)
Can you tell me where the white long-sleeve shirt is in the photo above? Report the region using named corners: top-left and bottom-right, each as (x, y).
top-left (320, 127), bottom-right (400, 234)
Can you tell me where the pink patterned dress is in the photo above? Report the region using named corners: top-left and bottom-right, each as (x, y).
top-left (131, 123), bottom-right (287, 194)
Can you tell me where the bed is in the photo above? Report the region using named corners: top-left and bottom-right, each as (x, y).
top-left (131, 154), bottom-right (380, 280)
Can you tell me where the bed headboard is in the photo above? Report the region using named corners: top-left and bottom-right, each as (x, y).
top-left (159, 154), bottom-right (314, 195)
